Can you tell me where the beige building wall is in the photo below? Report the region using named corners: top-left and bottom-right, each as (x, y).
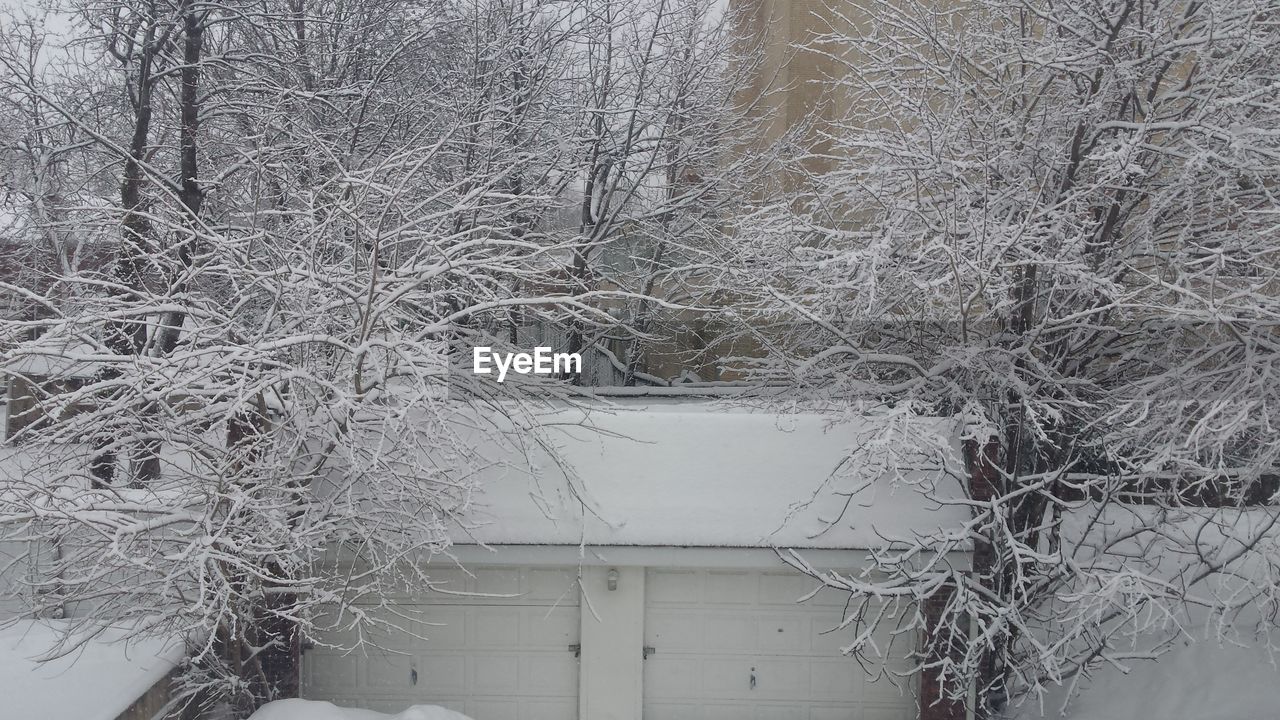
top-left (732, 0), bottom-right (869, 175)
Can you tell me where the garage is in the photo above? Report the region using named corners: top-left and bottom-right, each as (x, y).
top-left (303, 559), bottom-right (920, 720)
top-left (300, 407), bottom-right (970, 720)
top-left (302, 566), bottom-right (581, 719)
top-left (644, 568), bottom-right (917, 720)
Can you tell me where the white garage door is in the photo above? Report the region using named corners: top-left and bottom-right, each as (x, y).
top-left (643, 568), bottom-right (917, 720)
top-left (303, 566), bottom-right (580, 720)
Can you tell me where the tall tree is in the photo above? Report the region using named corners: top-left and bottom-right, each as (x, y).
top-left (733, 0), bottom-right (1280, 715)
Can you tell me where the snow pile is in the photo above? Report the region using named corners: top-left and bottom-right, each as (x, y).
top-left (0, 620), bottom-right (185, 720)
top-left (249, 699), bottom-right (473, 720)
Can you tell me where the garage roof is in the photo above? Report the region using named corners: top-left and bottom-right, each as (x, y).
top-left (455, 403), bottom-right (970, 550)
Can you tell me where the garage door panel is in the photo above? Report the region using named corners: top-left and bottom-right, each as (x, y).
top-left (809, 660), bottom-right (863, 700)
top-left (859, 705), bottom-right (914, 720)
top-left (759, 571), bottom-right (854, 609)
top-left (861, 675), bottom-right (911, 702)
top-left (645, 702), bottom-right (700, 720)
top-left (808, 585), bottom-right (858, 607)
top-left (526, 568), bottom-right (579, 601)
top-left (704, 570), bottom-right (758, 604)
top-left (473, 567), bottom-right (523, 595)
top-left (649, 610), bottom-right (708, 650)
top-left (469, 654), bottom-right (520, 693)
top-left (705, 703), bottom-right (759, 720)
top-left (471, 608), bottom-right (521, 646)
top-left (416, 655), bottom-right (466, 694)
top-left (701, 658), bottom-right (752, 696)
top-left (520, 699), bottom-right (578, 720)
top-left (523, 655), bottom-right (578, 695)
top-left (365, 653), bottom-right (413, 688)
top-left (758, 572), bottom-right (815, 604)
top-left (809, 615), bottom-right (852, 654)
top-left (467, 698), bottom-right (519, 720)
top-left (808, 706), bottom-right (859, 720)
top-left (311, 607), bottom-right (404, 648)
top-left (425, 568), bottom-right (470, 595)
top-left (703, 615), bottom-right (754, 652)
top-left (647, 657), bottom-right (701, 696)
top-left (521, 605), bottom-right (578, 647)
top-left (390, 620), bottom-right (435, 650)
top-left (419, 566), bottom-right (578, 605)
top-left (644, 568), bottom-right (917, 720)
top-left (649, 569), bottom-right (701, 603)
top-left (432, 699), bottom-right (468, 714)
top-left (307, 652), bottom-right (360, 690)
top-left (750, 704), bottom-right (806, 720)
top-left (362, 697), bottom-right (422, 714)
top-left (421, 607), bottom-right (467, 647)
top-left (746, 660), bottom-right (807, 699)
top-left (303, 566), bottom-right (579, 719)
top-left (809, 621), bottom-right (913, 663)
top-left (758, 616), bottom-right (806, 652)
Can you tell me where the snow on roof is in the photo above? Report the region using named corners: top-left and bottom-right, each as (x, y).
top-left (455, 404), bottom-right (970, 550)
top-left (3, 336), bottom-right (102, 380)
top-left (0, 620), bottom-right (185, 720)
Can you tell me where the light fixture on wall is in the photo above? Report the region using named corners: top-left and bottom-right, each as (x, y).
top-left (607, 568), bottom-right (619, 591)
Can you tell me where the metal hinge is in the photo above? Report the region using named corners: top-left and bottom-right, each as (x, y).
top-left (569, 643), bottom-right (581, 658)
top-left (643, 645), bottom-right (656, 659)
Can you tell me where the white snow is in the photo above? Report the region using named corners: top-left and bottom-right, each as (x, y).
top-left (249, 699), bottom-right (473, 720)
top-left (453, 403), bottom-right (969, 549)
top-left (1023, 638), bottom-right (1279, 720)
top-left (3, 336), bottom-right (102, 379)
top-left (1018, 504), bottom-right (1280, 719)
top-left (0, 620), bottom-right (185, 720)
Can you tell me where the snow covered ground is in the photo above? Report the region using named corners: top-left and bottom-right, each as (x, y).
top-left (1014, 504), bottom-right (1280, 719)
top-left (249, 699), bottom-right (473, 720)
top-left (0, 619), bottom-right (185, 720)
top-left (1019, 637), bottom-right (1279, 720)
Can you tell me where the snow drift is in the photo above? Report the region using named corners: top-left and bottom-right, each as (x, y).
top-left (249, 699), bottom-right (473, 720)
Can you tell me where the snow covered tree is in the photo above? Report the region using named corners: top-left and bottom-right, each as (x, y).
top-left (0, 0), bottom-right (784, 714)
top-left (513, 0), bottom-right (792, 385)
top-left (731, 0), bottom-right (1280, 715)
